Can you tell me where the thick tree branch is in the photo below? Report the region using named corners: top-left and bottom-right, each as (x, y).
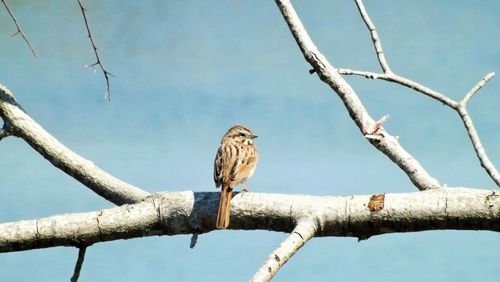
top-left (251, 219), bottom-right (317, 282)
top-left (77, 0), bottom-right (113, 101)
top-left (1, 0), bottom-right (36, 57)
top-left (274, 0), bottom-right (440, 190)
top-left (0, 84), bottom-right (149, 205)
top-left (1, 188), bottom-right (498, 253)
top-left (353, 0), bottom-right (391, 74)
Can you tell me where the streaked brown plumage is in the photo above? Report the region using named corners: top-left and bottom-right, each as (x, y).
top-left (214, 125), bottom-right (258, 229)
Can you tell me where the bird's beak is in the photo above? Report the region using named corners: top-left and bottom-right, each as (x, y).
top-left (251, 134), bottom-right (258, 139)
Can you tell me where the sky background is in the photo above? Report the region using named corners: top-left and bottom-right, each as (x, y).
top-left (0, 0), bottom-right (499, 281)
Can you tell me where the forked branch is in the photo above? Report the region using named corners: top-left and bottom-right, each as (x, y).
top-left (343, 0), bottom-right (499, 186)
top-left (457, 73), bottom-right (498, 186)
top-left (77, 0), bottom-right (113, 101)
top-left (274, 0), bottom-right (440, 190)
top-left (1, 0), bottom-right (36, 57)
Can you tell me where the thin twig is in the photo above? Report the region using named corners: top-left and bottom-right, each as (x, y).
top-left (1, 0), bottom-right (37, 57)
top-left (353, 0), bottom-right (391, 74)
top-left (250, 219), bottom-right (317, 282)
top-left (70, 246), bottom-right (87, 282)
top-left (461, 72), bottom-right (495, 105)
top-left (77, 0), bottom-right (113, 101)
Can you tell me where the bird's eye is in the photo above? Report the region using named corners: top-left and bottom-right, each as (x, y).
top-left (239, 132), bottom-right (246, 137)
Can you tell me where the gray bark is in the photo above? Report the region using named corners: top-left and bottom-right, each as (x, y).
top-left (0, 84), bottom-right (149, 205)
top-left (1, 188), bottom-right (498, 253)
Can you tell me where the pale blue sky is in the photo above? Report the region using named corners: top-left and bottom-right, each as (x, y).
top-left (0, 1), bottom-right (499, 281)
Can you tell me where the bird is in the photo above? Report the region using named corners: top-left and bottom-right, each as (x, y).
top-left (214, 125), bottom-right (258, 229)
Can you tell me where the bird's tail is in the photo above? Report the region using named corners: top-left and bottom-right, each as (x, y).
top-left (216, 186), bottom-right (233, 229)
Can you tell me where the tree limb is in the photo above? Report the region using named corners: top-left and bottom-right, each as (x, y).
top-left (1, 188), bottom-right (498, 253)
top-left (339, 3), bottom-right (499, 186)
top-left (251, 219), bottom-right (317, 282)
top-left (1, 0), bottom-right (37, 57)
top-left (0, 84), bottom-right (149, 205)
top-left (273, 0), bottom-right (440, 190)
top-left (338, 69), bottom-right (499, 186)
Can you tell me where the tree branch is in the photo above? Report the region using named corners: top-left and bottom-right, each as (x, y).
top-left (339, 3), bottom-right (499, 186)
top-left (251, 219), bottom-right (317, 282)
top-left (70, 246), bottom-right (87, 282)
top-left (0, 84), bottom-right (149, 205)
top-left (1, 0), bottom-right (36, 57)
top-left (337, 69), bottom-right (458, 107)
top-left (457, 103), bottom-right (498, 187)
top-left (456, 73), bottom-right (498, 186)
top-left (273, 0), bottom-right (440, 190)
top-left (77, 0), bottom-right (113, 101)
top-left (1, 188), bottom-right (498, 253)
top-left (461, 72), bottom-right (495, 105)
top-left (337, 70), bottom-right (499, 186)
top-left (353, 0), bottom-right (391, 74)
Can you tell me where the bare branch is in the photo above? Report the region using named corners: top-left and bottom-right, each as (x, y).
top-left (251, 220), bottom-right (317, 282)
top-left (343, 0), bottom-right (499, 185)
top-left (0, 84), bottom-right (149, 204)
top-left (337, 68), bottom-right (459, 107)
top-left (0, 189), bottom-right (498, 253)
top-left (351, 71), bottom-right (499, 186)
top-left (454, 73), bottom-right (499, 186)
top-left (457, 106), bottom-right (500, 186)
top-left (339, 69), bottom-right (499, 186)
top-left (274, 0), bottom-right (440, 190)
top-left (461, 72), bottom-right (495, 105)
top-left (1, 0), bottom-right (36, 57)
top-left (353, 0), bottom-right (391, 73)
top-left (77, 0), bottom-right (113, 101)
top-left (70, 246), bottom-right (87, 282)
